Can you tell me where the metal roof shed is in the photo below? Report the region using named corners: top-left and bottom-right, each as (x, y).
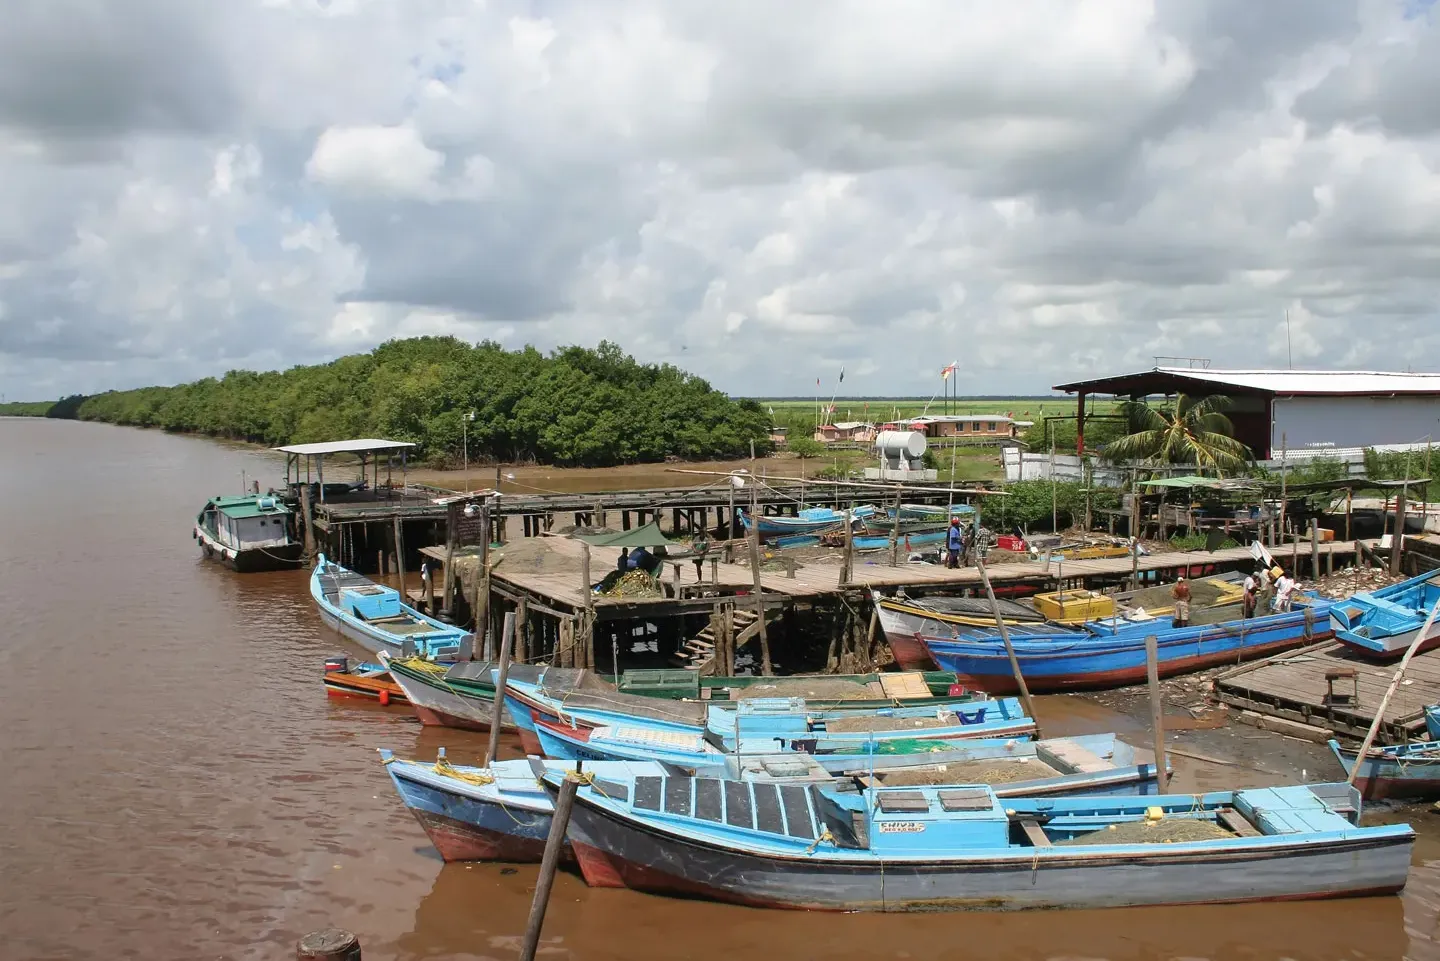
top-left (1054, 367), bottom-right (1440, 460)
top-left (272, 438), bottom-right (417, 502)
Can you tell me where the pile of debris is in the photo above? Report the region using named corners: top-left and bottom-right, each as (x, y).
top-left (1306, 566), bottom-right (1407, 599)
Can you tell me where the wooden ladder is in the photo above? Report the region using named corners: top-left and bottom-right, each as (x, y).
top-left (672, 607), bottom-right (775, 672)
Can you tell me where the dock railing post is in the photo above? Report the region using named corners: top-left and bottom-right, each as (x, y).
top-left (840, 499), bottom-right (854, 585)
top-left (441, 500), bottom-right (459, 619)
top-left (888, 488), bottom-right (901, 568)
top-left (1145, 634), bottom-right (1169, 785)
top-left (475, 503), bottom-right (491, 656)
top-left (1391, 484), bottom-right (1409, 578)
top-left (975, 556), bottom-right (1039, 736)
top-left (518, 772), bottom-right (580, 961)
top-left (485, 611), bottom-right (517, 768)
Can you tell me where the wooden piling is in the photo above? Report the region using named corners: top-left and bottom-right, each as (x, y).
top-left (840, 499), bottom-right (854, 585)
top-left (888, 489), bottom-right (901, 567)
top-left (975, 556), bottom-right (1039, 735)
top-left (297, 929), bottom-right (361, 961)
top-left (474, 504), bottom-right (491, 655)
top-left (581, 542), bottom-right (593, 614)
top-left (485, 611), bottom-right (517, 766)
top-left (391, 515), bottom-right (405, 591)
top-left (1145, 634), bottom-right (1168, 785)
top-left (1309, 521), bottom-right (1320, 580)
top-left (299, 483), bottom-right (317, 559)
top-left (518, 773), bottom-right (580, 961)
top-left (1391, 484), bottom-right (1409, 578)
top-left (747, 484), bottom-right (773, 675)
top-left (441, 500), bottom-right (459, 618)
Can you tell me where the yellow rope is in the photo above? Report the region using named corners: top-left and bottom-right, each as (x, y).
top-left (432, 757), bottom-right (496, 786)
top-left (802, 826), bottom-right (837, 854)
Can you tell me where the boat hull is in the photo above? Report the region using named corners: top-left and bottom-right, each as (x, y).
top-left (922, 609), bottom-right (1330, 693)
top-left (383, 758), bottom-right (561, 863)
top-left (1329, 740), bottom-right (1440, 800)
top-left (385, 661), bottom-right (513, 731)
top-left (556, 789), bottom-right (1411, 912)
top-left (323, 669), bottom-right (407, 704)
top-left (196, 526), bottom-right (304, 572)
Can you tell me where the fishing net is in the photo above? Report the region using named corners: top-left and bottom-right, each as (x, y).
top-left (601, 570), bottom-right (661, 598)
top-left (825, 713), bottom-right (966, 733)
top-left (1056, 818), bottom-right (1236, 846)
top-left (824, 738), bottom-right (955, 756)
top-left (877, 760), bottom-right (1059, 786)
top-left (732, 678), bottom-right (877, 701)
top-left (1125, 577), bottom-right (1237, 612)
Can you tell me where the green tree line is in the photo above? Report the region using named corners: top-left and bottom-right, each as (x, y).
top-left (19, 338), bottom-right (774, 467)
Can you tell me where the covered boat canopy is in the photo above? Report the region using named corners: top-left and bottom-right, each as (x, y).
top-left (572, 521), bottom-right (674, 550)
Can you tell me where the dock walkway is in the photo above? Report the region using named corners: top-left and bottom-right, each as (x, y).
top-left (480, 534), bottom-right (1366, 614)
top-left (1215, 640), bottom-right (1440, 741)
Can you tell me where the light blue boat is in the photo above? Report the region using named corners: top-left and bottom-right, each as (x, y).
top-left (1331, 569), bottom-right (1440, 658)
top-left (534, 721), bottom-right (1168, 796)
top-left (500, 675), bottom-right (1037, 754)
top-left (920, 601), bottom-right (1332, 693)
top-left (739, 505), bottom-right (877, 542)
top-left (310, 554), bottom-right (467, 660)
top-left (541, 772), bottom-right (1412, 911)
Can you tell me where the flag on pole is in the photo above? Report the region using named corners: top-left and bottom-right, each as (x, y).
top-left (941, 361), bottom-right (957, 380)
top-left (817, 377), bottom-right (821, 387)
top-left (838, 366), bottom-right (845, 384)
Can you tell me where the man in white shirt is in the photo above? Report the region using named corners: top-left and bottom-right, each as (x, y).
top-left (1274, 570), bottom-right (1295, 613)
top-left (1242, 571), bottom-right (1260, 619)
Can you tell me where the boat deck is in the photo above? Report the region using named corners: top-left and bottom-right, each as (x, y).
top-left (1214, 640), bottom-right (1440, 741)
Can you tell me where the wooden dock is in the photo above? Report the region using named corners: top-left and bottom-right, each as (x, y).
top-left (1214, 640), bottom-right (1439, 741)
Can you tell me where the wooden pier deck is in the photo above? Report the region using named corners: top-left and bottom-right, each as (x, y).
top-left (473, 534), bottom-right (1366, 614)
top-left (1214, 640), bottom-right (1440, 742)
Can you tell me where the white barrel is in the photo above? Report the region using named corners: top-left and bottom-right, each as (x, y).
top-left (875, 430), bottom-right (926, 460)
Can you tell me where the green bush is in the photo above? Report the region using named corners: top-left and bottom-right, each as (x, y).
top-left (67, 338), bottom-right (773, 468)
top-left (789, 437), bottom-right (824, 459)
top-left (983, 480), bottom-right (1120, 533)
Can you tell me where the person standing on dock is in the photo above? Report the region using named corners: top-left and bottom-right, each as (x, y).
top-left (946, 518), bottom-right (963, 569)
top-left (1274, 569), bottom-right (1296, 612)
top-left (1243, 570), bottom-right (1261, 619)
top-left (691, 532), bottom-right (709, 581)
top-left (1171, 576), bottom-right (1192, 627)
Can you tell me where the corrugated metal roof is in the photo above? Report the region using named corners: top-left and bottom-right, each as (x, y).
top-left (272, 439), bottom-right (416, 456)
top-left (1056, 367), bottom-right (1440, 396)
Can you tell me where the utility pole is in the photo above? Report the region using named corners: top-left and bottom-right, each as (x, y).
top-left (462, 410), bottom-right (475, 491)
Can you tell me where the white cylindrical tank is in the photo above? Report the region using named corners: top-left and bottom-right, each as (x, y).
top-left (874, 430), bottom-right (927, 460)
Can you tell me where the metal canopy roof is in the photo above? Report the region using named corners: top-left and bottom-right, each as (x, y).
top-left (1054, 367), bottom-right (1440, 397)
top-left (272, 439), bottom-right (416, 456)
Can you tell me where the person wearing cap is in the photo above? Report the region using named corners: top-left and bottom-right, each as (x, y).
top-left (946, 517), bottom-right (963, 569)
top-left (1171, 576), bottom-right (1192, 627)
top-left (1242, 570), bottom-right (1262, 619)
top-left (1274, 569), bottom-right (1296, 612)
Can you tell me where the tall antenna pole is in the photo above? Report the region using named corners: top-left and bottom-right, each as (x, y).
top-left (1285, 309), bottom-right (1294, 369)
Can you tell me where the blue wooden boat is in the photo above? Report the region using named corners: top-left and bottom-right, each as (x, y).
top-left (534, 720), bottom-right (1167, 795)
top-left (1427, 705), bottom-right (1440, 740)
top-left (310, 554), bottom-right (467, 660)
top-left (541, 772), bottom-right (1411, 910)
top-left (380, 750), bottom-right (656, 863)
top-left (919, 601), bottom-right (1332, 693)
top-left (1329, 737), bottom-right (1440, 800)
top-left (893, 503), bottom-right (976, 523)
top-left (739, 505), bottom-right (877, 542)
top-left (380, 737), bottom-right (1166, 867)
top-left (850, 528), bottom-right (949, 553)
top-left (501, 676), bottom-right (1036, 754)
top-left (1330, 569), bottom-right (1440, 658)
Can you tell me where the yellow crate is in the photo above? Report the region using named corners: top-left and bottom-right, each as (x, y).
top-left (1032, 590), bottom-right (1115, 622)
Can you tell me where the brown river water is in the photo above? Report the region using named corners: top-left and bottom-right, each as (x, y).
top-left (4, 417), bottom-right (1440, 960)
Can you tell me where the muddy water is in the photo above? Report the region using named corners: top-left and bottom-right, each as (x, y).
top-left (1, 417), bottom-right (1437, 960)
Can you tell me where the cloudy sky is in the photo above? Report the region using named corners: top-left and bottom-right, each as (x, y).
top-left (3, 0), bottom-right (1440, 400)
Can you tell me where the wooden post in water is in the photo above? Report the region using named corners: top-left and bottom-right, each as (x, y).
top-left (485, 611), bottom-right (517, 767)
top-left (518, 773), bottom-right (581, 961)
top-left (975, 556), bottom-right (1039, 735)
top-left (1145, 634), bottom-right (1169, 785)
top-left (747, 483), bottom-right (773, 675)
top-left (390, 515), bottom-right (405, 592)
top-left (1391, 484), bottom-right (1409, 578)
top-left (441, 500), bottom-right (459, 619)
top-left (474, 504), bottom-right (491, 656)
top-left (1349, 598), bottom-right (1440, 786)
top-left (297, 929), bottom-right (361, 961)
top-left (888, 488), bottom-right (902, 567)
top-left (299, 483), bottom-right (317, 559)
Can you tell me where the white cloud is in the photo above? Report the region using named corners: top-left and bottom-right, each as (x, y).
top-left (307, 124), bottom-right (444, 198)
top-left (4, 0), bottom-right (1440, 400)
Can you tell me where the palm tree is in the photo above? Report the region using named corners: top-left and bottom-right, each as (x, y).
top-left (1102, 393), bottom-right (1252, 474)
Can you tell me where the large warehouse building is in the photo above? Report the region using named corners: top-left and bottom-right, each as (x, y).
top-left (1054, 367), bottom-right (1440, 459)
